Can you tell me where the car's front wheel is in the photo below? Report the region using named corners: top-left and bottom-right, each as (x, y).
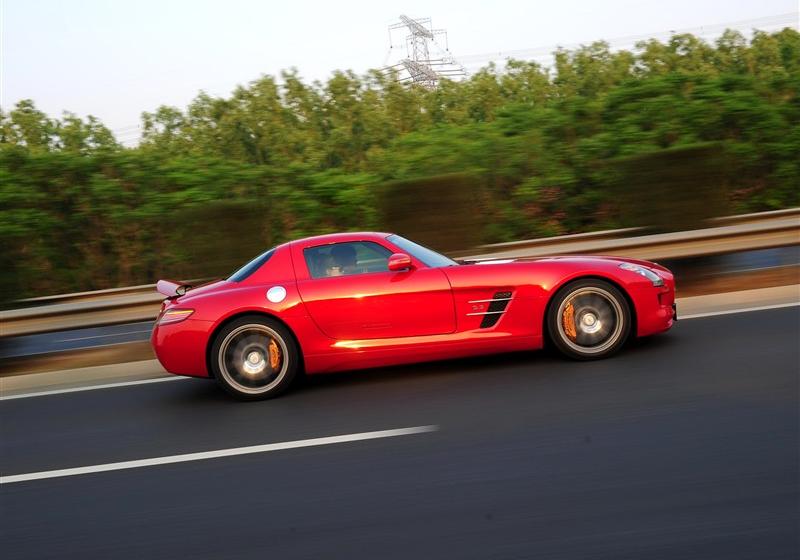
top-left (210, 316), bottom-right (299, 400)
top-left (547, 279), bottom-right (631, 360)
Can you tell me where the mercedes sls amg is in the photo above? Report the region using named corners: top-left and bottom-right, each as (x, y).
top-left (152, 232), bottom-right (676, 399)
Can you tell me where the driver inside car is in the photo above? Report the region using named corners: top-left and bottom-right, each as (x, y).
top-left (326, 244), bottom-right (358, 277)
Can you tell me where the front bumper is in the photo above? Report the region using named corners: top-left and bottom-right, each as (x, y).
top-left (632, 277), bottom-right (676, 338)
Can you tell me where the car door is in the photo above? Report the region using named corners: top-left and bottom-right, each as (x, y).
top-left (294, 240), bottom-right (456, 340)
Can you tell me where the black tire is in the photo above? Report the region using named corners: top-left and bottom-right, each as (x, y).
top-left (547, 279), bottom-right (632, 360)
top-left (210, 315), bottom-right (299, 400)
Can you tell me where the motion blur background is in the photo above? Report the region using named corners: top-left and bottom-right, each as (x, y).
top-left (2, 4), bottom-right (799, 559)
top-left (1, 0), bottom-right (798, 302)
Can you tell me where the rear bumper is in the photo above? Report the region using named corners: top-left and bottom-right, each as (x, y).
top-left (151, 319), bottom-right (213, 377)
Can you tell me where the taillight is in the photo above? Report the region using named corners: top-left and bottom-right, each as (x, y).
top-left (158, 308), bottom-right (194, 325)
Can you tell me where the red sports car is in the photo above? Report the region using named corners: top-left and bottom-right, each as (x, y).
top-left (152, 232), bottom-right (676, 399)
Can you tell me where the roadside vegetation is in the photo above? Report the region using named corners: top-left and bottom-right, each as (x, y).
top-left (1, 28), bottom-right (798, 299)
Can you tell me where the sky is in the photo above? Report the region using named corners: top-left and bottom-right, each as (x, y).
top-left (2, 0), bottom-right (798, 143)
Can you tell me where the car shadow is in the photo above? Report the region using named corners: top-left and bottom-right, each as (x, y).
top-left (171, 331), bottom-right (682, 404)
top-left (294, 349), bottom-right (566, 398)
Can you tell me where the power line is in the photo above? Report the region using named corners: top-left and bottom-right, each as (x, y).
top-left (100, 11), bottom-right (799, 146)
top-left (458, 11), bottom-right (799, 69)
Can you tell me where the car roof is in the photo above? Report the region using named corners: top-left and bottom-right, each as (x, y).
top-left (289, 231), bottom-right (393, 247)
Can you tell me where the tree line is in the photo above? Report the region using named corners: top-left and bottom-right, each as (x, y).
top-left (1, 28), bottom-right (798, 299)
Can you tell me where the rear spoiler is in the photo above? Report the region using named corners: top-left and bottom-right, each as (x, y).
top-left (156, 279), bottom-right (192, 298)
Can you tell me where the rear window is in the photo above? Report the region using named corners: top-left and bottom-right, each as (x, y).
top-left (227, 249), bottom-right (275, 282)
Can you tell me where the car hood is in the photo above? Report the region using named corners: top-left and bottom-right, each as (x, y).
top-left (471, 255), bottom-right (671, 273)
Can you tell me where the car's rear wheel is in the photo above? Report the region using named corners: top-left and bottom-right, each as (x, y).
top-left (547, 279), bottom-right (631, 360)
top-left (210, 316), bottom-right (299, 400)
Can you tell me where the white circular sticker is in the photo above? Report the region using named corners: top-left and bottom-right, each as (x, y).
top-left (266, 286), bottom-right (287, 303)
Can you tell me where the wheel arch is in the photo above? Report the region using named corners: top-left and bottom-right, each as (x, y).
top-left (205, 310), bottom-right (305, 379)
top-left (542, 274), bottom-right (637, 346)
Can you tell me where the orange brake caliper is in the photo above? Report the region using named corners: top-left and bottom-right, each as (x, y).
top-left (268, 338), bottom-right (281, 370)
top-left (563, 302), bottom-right (577, 340)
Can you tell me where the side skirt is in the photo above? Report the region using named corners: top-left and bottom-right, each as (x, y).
top-left (303, 334), bottom-right (542, 374)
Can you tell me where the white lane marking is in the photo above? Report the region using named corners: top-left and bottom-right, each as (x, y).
top-left (0, 376), bottom-right (189, 401)
top-left (0, 425), bottom-right (439, 485)
top-left (680, 301), bottom-right (799, 320)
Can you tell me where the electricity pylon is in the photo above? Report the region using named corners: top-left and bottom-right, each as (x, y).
top-left (384, 15), bottom-right (466, 88)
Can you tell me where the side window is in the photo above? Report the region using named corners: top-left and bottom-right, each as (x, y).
top-left (304, 241), bottom-right (392, 279)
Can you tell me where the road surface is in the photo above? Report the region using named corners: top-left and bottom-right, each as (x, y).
top-left (1, 307), bottom-right (798, 559)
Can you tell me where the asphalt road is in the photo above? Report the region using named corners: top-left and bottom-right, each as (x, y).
top-left (1, 307), bottom-right (798, 559)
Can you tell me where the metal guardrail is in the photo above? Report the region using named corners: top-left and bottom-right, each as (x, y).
top-left (1, 293), bottom-right (164, 337)
top-left (465, 207), bottom-right (800, 258)
top-left (2, 209), bottom-right (798, 337)
top-left (17, 283), bottom-right (157, 304)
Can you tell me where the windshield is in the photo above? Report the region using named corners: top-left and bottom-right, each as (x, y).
top-left (387, 235), bottom-right (458, 268)
top-left (227, 248), bottom-right (275, 282)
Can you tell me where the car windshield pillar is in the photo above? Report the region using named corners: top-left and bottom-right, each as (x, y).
top-left (386, 235), bottom-right (457, 268)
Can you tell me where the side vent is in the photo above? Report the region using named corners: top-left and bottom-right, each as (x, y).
top-left (481, 291), bottom-right (512, 328)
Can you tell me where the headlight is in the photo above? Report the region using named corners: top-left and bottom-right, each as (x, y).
top-left (619, 263), bottom-right (664, 287)
top-left (158, 308), bottom-right (195, 325)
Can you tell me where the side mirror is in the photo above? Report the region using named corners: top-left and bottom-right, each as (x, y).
top-left (387, 253), bottom-right (414, 272)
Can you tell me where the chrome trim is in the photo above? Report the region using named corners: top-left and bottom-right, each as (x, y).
top-left (467, 297), bottom-right (513, 303)
top-left (466, 310), bottom-right (506, 316)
